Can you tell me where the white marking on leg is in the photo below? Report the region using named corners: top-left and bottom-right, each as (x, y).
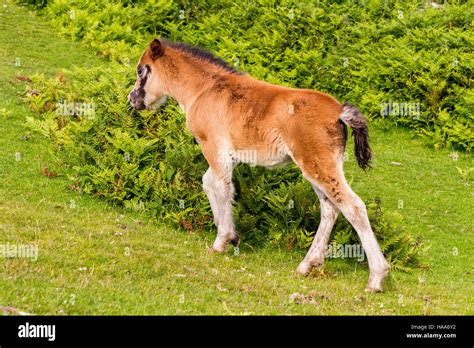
top-left (203, 168), bottom-right (220, 226)
top-left (210, 159), bottom-right (237, 252)
top-left (332, 187), bottom-right (389, 291)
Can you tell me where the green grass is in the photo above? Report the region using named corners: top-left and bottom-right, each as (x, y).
top-left (0, 0), bottom-right (473, 315)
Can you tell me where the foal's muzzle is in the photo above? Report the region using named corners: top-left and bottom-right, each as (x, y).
top-left (128, 89), bottom-right (146, 110)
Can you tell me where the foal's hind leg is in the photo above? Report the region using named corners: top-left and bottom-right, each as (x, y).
top-left (296, 186), bottom-right (339, 275)
top-left (298, 160), bottom-right (389, 291)
top-left (335, 187), bottom-right (390, 292)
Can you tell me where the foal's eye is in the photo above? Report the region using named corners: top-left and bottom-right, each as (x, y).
top-left (137, 66), bottom-right (144, 77)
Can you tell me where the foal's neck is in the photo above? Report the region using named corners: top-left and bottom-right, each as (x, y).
top-left (162, 53), bottom-right (232, 112)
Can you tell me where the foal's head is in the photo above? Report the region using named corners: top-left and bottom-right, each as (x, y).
top-left (128, 39), bottom-right (168, 110)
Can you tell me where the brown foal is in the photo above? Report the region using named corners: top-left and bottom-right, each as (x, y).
top-left (128, 39), bottom-right (389, 292)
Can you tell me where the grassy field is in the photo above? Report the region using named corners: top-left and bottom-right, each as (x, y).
top-left (0, 1), bottom-right (473, 315)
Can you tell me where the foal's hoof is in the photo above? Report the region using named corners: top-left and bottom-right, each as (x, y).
top-left (295, 262), bottom-right (312, 275)
top-left (365, 270), bottom-right (389, 292)
top-left (364, 285), bottom-right (383, 293)
top-left (207, 246), bottom-right (224, 254)
top-left (209, 242), bottom-right (227, 254)
top-left (230, 235), bottom-right (240, 247)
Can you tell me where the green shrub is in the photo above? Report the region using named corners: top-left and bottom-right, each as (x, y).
top-left (20, 0), bottom-right (473, 151)
top-left (21, 0), bottom-right (470, 270)
top-left (15, 0), bottom-right (49, 9)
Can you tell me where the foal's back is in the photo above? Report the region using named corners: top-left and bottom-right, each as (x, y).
top-left (192, 72), bottom-right (345, 166)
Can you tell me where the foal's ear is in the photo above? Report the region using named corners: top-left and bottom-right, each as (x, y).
top-left (149, 38), bottom-right (164, 61)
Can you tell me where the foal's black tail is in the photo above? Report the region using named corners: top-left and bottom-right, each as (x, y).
top-left (339, 102), bottom-right (372, 170)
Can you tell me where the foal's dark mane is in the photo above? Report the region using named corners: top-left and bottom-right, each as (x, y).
top-left (161, 39), bottom-right (241, 74)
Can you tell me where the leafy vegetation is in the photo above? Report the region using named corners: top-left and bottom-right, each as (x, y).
top-left (16, 0), bottom-right (473, 271)
top-left (1, 1), bottom-right (472, 314)
top-left (24, 0), bottom-right (474, 151)
top-left (24, 62), bottom-right (425, 271)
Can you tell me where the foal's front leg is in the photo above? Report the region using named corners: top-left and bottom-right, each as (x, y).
top-left (203, 165), bottom-right (239, 253)
top-left (202, 168), bottom-right (221, 227)
top-left (199, 139), bottom-right (239, 252)
top-left (212, 168), bottom-right (239, 252)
